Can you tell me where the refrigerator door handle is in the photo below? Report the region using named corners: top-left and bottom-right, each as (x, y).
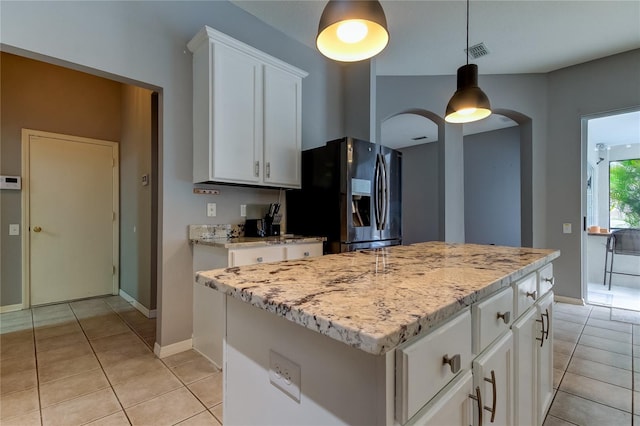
top-left (374, 155), bottom-right (381, 230)
top-left (380, 155), bottom-right (389, 229)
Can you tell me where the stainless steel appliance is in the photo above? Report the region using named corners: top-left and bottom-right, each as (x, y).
top-left (287, 137), bottom-right (401, 253)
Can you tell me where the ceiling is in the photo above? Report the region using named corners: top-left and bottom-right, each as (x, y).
top-left (231, 0), bottom-right (640, 148)
top-left (231, 0), bottom-right (640, 76)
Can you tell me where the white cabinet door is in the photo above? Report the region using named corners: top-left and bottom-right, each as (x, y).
top-left (263, 66), bottom-right (302, 188)
top-left (537, 291), bottom-right (554, 421)
top-left (407, 371), bottom-right (474, 426)
top-left (228, 246), bottom-right (285, 267)
top-left (285, 243), bottom-right (323, 260)
top-left (212, 43), bottom-right (263, 184)
top-left (512, 307), bottom-right (537, 426)
top-left (473, 332), bottom-right (513, 426)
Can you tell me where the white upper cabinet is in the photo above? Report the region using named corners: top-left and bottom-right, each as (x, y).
top-left (188, 26), bottom-right (308, 188)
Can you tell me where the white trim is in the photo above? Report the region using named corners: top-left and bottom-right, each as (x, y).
top-left (0, 304), bottom-right (24, 313)
top-left (21, 129), bottom-right (119, 308)
top-left (119, 289), bottom-right (156, 318)
top-left (554, 295), bottom-right (585, 305)
top-left (154, 339), bottom-right (193, 359)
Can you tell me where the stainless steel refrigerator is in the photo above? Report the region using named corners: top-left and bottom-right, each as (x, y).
top-left (287, 137), bottom-right (402, 253)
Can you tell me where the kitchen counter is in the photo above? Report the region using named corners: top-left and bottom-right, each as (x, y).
top-left (190, 235), bottom-right (326, 249)
top-left (196, 241), bottom-right (559, 355)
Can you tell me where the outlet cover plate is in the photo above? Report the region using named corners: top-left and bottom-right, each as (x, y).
top-left (269, 350), bottom-right (301, 402)
top-left (207, 203), bottom-right (216, 217)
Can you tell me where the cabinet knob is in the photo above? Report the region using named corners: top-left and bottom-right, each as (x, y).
top-left (496, 311), bottom-right (511, 324)
top-left (303, 251), bottom-right (310, 257)
top-left (256, 257), bottom-right (263, 263)
top-left (442, 353), bottom-right (461, 374)
top-left (526, 290), bottom-right (537, 300)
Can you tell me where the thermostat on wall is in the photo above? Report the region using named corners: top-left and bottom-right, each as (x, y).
top-left (0, 176), bottom-right (21, 190)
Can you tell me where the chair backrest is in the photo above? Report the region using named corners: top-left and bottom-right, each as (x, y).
top-left (611, 228), bottom-right (640, 256)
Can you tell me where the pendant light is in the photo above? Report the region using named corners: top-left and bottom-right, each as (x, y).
top-left (316, 0), bottom-right (389, 62)
top-left (445, 0), bottom-right (491, 123)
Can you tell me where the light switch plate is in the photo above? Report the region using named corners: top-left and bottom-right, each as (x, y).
top-left (9, 224), bottom-right (19, 236)
top-left (240, 204), bottom-right (246, 217)
top-left (563, 223), bottom-right (572, 234)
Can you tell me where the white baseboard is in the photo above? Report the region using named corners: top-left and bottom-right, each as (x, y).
top-left (154, 339), bottom-right (193, 359)
top-left (554, 295), bottom-right (585, 305)
top-left (0, 303), bottom-right (23, 313)
top-left (119, 289), bottom-right (156, 318)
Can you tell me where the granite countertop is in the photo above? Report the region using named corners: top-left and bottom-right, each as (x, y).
top-left (196, 242), bottom-right (560, 355)
top-left (191, 235), bottom-right (326, 248)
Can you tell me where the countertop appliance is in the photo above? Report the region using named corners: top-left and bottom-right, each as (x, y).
top-left (245, 203), bottom-right (281, 237)
top-left (287, 137), bottom-right (402, 253)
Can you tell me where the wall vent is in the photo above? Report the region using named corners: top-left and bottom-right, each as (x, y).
top-left (466, 42), bottom-right (490, 60)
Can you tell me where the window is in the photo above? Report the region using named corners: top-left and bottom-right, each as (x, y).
top-left (609, 158), bottom-right (640, 229)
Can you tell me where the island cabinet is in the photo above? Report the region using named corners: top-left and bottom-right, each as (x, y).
top-left (187, 26), bottom-right (308, 188)
top-left (512, 267), bottom-right (555, 426)
top-left (192, 240), bottom-right (323, 367)
top-left (195, 242), bottom-right (560, 426)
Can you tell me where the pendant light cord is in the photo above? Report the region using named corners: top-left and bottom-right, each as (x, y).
top-left (466, 0), bottom-right (469, 65)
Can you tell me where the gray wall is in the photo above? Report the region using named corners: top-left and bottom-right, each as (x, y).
top-left (0, 52), bottom-right (122, 306)
top-left (546, 49), bottom-right (640, 300)
top-left (464, 126), bottom-right (521, 247)
top-left (120, 85), bottom-right (155, 310)
top-left (399, 142), bottom-right (439, 244)
top-left (1, 1), bottom-right (344, 346)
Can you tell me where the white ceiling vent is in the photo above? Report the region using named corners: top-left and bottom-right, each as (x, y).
top-left (466, 42), bottom-right (490, 60)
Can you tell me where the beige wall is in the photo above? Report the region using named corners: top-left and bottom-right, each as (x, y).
top-left (0, 52), bottom-right (122, 306)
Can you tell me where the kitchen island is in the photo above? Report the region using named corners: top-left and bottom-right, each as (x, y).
top-left (196, 242), bottom-right (560, 425)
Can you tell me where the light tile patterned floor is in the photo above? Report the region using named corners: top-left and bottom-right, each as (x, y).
top-left (0, 296), bottom-right (222, 425)
top-left (1, 297), bottom-right (638, 425)
top-left (544, 303), bottom-right (639, 426)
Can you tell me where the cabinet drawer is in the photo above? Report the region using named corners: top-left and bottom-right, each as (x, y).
top-left (514, 273), bottom-right (537, 317)
top-left (285, 243), bottom-right (322, 260)
top-left (228, 246), bottom-right (285, 267)
top-left (538, 263), bottom-right (554, 296)
top-left (472, 287), bottom-right (513, 354)
top-left (396, 309), bottom-right (472, 424)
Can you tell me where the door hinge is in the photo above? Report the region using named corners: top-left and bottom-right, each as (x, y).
top-left (113, 212), bottom-right (116, 221)
top-left (112, 265), bottom-right (116, 275)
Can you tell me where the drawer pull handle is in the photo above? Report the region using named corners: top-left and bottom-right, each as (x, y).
top-left (484, 370), bottom-right (497, 423)
top-left (304, 251), bottom-right (310, 257)
top-left (496, 311), bottom-right (510, 324)
top-left (469, 386), bottom-right (483, 426)
top-left (526, 290), bottom-right (537, 300)
top-left (542, 276), bottom-right (554, 285)
top-left (536, 309), bottom-right (550, 347)
top-left (256, 257), bottom-right (263, 263)
top-left (442, 353), bottom-right (461, 374)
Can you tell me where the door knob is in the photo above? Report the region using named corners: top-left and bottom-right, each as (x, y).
top-left (33, 226), bottom-right (42, 233)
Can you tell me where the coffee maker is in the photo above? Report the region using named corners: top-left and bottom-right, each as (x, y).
top-left (244, 203), bottom-right (281, 237)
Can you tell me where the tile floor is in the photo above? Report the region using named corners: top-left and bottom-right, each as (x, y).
top-left (587, 281), bottom-right (640, 312)
top-left (544, 302), bottom-right (639, 426)
top-left (1, 297), bottom-right (638, 425)
top-left (0, 296), bottom-right (222, 425)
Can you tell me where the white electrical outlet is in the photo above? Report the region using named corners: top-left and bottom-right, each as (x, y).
top-left (563, 223), bottom-right (572, 234)
top-left (269, 350), bottom-right (301, 402)
top-left (9, 224), bottom-right (19, 236)
top-left (207, 203), bottom-right (216, 217)
top-left (240, 204), bottom-right (247, 217)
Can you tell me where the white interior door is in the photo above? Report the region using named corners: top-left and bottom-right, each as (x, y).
top-left (24, 130), bottom-right (118, 306)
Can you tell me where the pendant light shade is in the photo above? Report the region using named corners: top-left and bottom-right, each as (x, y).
top-left (445, 64), bottom-right (492, 123)
top-left (445, 0), bottom-right (492, 124)
top-left (316, 0), bottom-right (389, 62)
